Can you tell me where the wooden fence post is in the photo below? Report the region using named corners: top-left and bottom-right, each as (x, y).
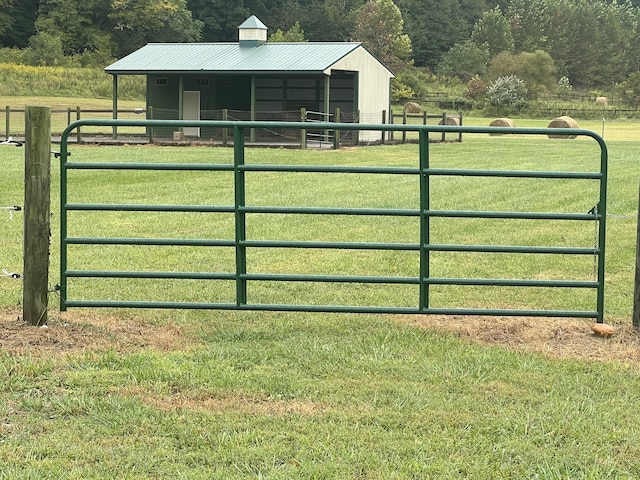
top-left (5, 105), bottom-right (9, 138)
top-left (23, 106), bottom-right (51, 326)
top-left (300, 108), bottom-right (307, 149)
top-left (222, 108), bottom-right (228, 146)
top-left (76, 106), bottom-right (82, 143)
top-left (402, 110), bottom-right (407, 144)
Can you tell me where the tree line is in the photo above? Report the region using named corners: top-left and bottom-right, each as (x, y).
top-left (1, 0), bottom-right (640, 102)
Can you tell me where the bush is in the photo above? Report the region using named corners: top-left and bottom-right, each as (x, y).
top-left (465, 75), bottom-right (486, 101)
top-left (485, 75), bottom-right (528, 114)
top-left (25, 32), bottom-right (68, 67)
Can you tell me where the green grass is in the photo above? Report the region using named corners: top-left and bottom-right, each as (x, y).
top-left (2, 313), bottom-right (640, 478)
top-left (1, 133), bottom-right (636, 317)
top-left (2, 125), bottom-right (640, 478)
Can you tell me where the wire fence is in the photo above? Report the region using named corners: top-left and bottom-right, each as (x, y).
top-left (2, 106), bottom-right (383, 146)
top-left (1, 145), bottom-right (24, 287)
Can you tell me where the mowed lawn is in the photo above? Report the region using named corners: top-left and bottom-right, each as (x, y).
top-left (1, 125), bottom-right (640, 478)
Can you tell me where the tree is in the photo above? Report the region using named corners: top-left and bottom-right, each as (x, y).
top-left (471, 6), bottom-right (513, 57)
top-left (506, 0), bottom-right (638, 88)
top-left (617, 71), bottom-right (640, 108)
top-left (396, 0), bottom-right (488, 69)
top-left (487, 50), bottom-right (556, 98)
top-left (109, 0), bottom-right (203, 55)
top-left (353, 0), bottom-right (412, 73)
top-left (0, 0), bottom-right (38, 48)
top-left (269, 21), bottom-right (306, 42)
top-left (437, 40), bottom-right (490, 81)
top-left (186, 0), bottom-right (249, 42)
top-left (35, 0), bottom-right (114, 56)
top-left (303, 0), bottom-right (362, 41)
top-left (25, 30), bottom-right (66, 66)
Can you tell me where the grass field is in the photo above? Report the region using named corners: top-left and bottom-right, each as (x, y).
top-left (2, 133), bottom-right (629, 316)
top-left (1, 110), bottom-right (640, 478)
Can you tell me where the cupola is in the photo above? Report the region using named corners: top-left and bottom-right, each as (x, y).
top-left (238, 15), bottom-right (268, 47)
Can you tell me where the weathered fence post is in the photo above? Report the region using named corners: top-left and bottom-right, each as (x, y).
top-left (402, 110), bottom-right (407, 144)
top-left (300, 108), bottom-right (307, 149)
top-left (333, 107), bottom-right (340, 150)
top-left (23, 106), bottom-right (51, 326)
top-left (381, 110), bottom-right (386, 145)
top-left (5, 105), bottom-right (9, 138)
top-left (633, 181), bottom-right (640, 327)
top-left (222, 108), bottom-right (228, 146)
top-left (76, 106), bottom-right (82, 143)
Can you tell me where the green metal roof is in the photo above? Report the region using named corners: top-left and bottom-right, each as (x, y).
top-left (105, 42), bottom-right (386, 75)
top-left (238, 15), bottom-right (267, 30)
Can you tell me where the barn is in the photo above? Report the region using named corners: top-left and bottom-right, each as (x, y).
top-left (105, 15), bottom-right (395, 144)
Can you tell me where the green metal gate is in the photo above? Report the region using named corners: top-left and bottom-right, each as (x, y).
top-left (59, 120), bottom-right (608, 322)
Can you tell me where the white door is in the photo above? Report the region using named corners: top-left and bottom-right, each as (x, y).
top-left (183, 91), bottom-right (200, 137)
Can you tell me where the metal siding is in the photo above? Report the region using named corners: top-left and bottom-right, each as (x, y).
top-left (105, 43), bottom-right (363, 74)
top-left (329, 47), bottom-right (394, 142)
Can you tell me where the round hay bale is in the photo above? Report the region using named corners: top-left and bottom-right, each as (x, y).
top-left (488, 117), bottom-right (515, 135)
top-left (403, 101), bottom-right (421, 114)
top-left (489, 117), bottom-right (515, 127)
top-left (438, 116), bottom-right (460, 126)
top-left (595, 96), bottom-right (608, 107)
top-left (547, 116), bottom-right (579, 139)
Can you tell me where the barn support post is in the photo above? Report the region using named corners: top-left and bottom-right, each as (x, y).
top-left (112, 74), bottom-right (118, 139)
top-left (250, 75), bottom-right (256, 143)
top-left (147, 106), bottom-right (154, 143)
top-left (178, 76), bottom-right (184, 133)
top-left (633, 181), bottom-right (640, 327)
top-left (324, 76), bottom-right (331, 143)
top-left (23, 106), bottom-right (51, 326)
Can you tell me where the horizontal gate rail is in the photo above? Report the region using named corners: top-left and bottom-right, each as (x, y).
top-left (59, 120), bottom-right (608, 321)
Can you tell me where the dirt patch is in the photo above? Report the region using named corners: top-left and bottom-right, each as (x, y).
top-left (0, 309), bottom-right (192, 357)
top-left (399, 315), bottom-right (640, 364)
top-left (1, 308), bottom-right (639, 364)
top-left (119, 386), bottom-right (327, 416)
